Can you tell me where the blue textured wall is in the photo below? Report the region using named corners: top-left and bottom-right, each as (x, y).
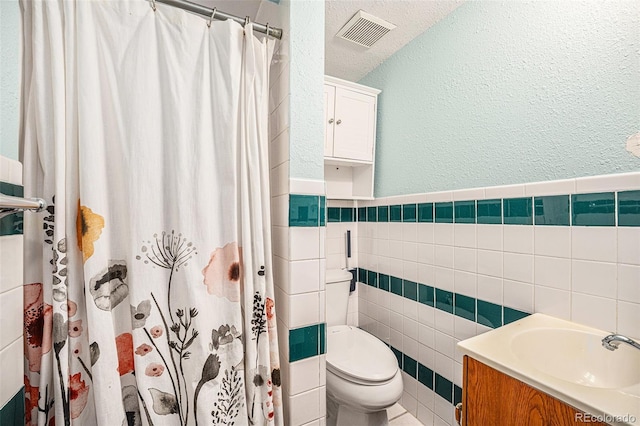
top-left (360, 1), bottom-right (640, 197)
top-left (289, 0), bottom-right (324, 180)
top-left (0, 0), bottom-right (20, 161)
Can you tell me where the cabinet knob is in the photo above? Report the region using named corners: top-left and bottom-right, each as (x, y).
top-left (336, 119), bottom-right (342, 125)
top-left (328, 118), bottom-right (334, 124)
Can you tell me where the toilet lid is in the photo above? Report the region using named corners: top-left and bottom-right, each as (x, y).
top-left (326, 326), bottom-right (398, 383)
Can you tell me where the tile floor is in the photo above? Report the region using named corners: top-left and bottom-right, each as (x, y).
top-left (388, 403), bottom-right (424, 425)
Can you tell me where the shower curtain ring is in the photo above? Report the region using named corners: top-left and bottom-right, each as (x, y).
top-left (207, 7), bottom-right (217, 28)
top-left (265, 22), bottom-right (270, 38)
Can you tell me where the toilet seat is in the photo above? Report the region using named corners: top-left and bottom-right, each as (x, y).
top-left (326, 325), bottom-right (399, 385)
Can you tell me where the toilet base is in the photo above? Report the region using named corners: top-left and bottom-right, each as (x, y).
top-left (326, 394), bottom-right (389, 426)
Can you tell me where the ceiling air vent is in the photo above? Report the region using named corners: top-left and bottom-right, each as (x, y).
top-left (336, 10), bottom-right (396, 48)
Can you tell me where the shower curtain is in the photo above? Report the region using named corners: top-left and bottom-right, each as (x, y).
top-left (20, 1), bottom-right (282, 425)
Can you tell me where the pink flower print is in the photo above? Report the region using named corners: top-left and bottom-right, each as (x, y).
top-left (266, 298), bottom-right (275, 320)
top-left (24, 283), bottom-right (53, 373)
top-left (66, 300), bottom-right (78, 317)
top-left (69, 373), bottom-right (89, 418)
top-left (72, 344), bottom-right (82, 356)
top-left (135, 344), bottom-right (153, 356)
top-left (69, 319), bottom-right (83, 338)
top-left (145, 363), bottom-right (164, 377)
top-left (150, 326), bottom-right (163, 338)
top-left (202, 242), bottom-right (243, 302)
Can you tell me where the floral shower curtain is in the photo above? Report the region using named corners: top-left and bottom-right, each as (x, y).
top-left (20, 1), bottom-right (282, 425)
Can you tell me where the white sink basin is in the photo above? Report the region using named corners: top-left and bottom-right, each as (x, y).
top-left (457, 314), bottom-right (640, 426)
top-left (511, 328), bottom-right (640, 389)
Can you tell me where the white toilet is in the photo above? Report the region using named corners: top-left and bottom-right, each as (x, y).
top-left (325, 269), bottom-right (403, 426)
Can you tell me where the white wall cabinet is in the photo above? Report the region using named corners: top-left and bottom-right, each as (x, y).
top-left (324, 76), bottom-right (380, 199)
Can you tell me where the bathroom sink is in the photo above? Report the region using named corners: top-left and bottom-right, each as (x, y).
top-left (457, 314), bottom-right (640, 425)
top-left (511, 328), bottom-right (640, 389)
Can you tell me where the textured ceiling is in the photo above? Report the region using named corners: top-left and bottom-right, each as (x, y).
top-left (326, 0), bottom-right (463, 81)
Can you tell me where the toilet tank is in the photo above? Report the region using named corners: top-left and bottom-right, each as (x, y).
top-left (325, 269), bottom-right (354, 327)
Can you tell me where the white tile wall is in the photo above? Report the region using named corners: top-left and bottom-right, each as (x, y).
top-left (0, 155), bottom-right (24, 409)
top-left (264, 12), bottom-right (326, 420)
top-left (356, 173), bottom-right (640, 425)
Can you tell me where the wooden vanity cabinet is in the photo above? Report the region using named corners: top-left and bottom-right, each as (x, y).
top-left (462, 356), bottom-right (607, 426)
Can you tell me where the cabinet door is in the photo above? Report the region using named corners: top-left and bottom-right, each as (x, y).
top-left (324, 84), bottom-right (336, 157)
top-left (332, 87), bottom-right (376, 162)
top-left (463, 356), bottom-right (607, 426)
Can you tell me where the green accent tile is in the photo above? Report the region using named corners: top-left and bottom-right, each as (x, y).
top-left (379, 274), bottom-right (390, 291)
top-left (289, 194), bottom-right (319, 227)
top-left (0, 182), bottom-right (24, 236)
top-left (0, 390), bottom-right (22, 424)
top-left (435, 202), bottom-right (453, 223)
top-left (435, 288), bottom-right (454, 313)
top-left (477, 300), bottom-right (502, 329)
top-left (378, 205), bottom-right (389, 222)
top-left (328, 207), bottom-right (341, 222)
top-left (358, 268), bottom-right (368, 284)
top-left (534, 195), bottom-right (570, 226)
top-left (418, 284), bottom-right (434, 306)
top-left (390, 205), bottom-right (402, 222)
top-left (403, 204), bottom-right (417, 222)
top-left (391, 276), bottom-right (403, 296)
top-left (477, 199), bottom-right (502, 224)
top-left (320, 196), bottom-right (326, 226)
top-left (319, 323), bottom-right (326, 354)
top-left (454, 385), bottom-right (463, 405)
top-left (454, 200), bottom-right (476, 224)
top-left (404, 280), bottom-right (418, 301)
top-left (358, 207), bottom-right (367, 222)
top-left (418, 203), bottom-right (434, 222)
top-left (340, 207), bottom-right (354, 222)
top-left (403, 354), bottom-right (417, 378)
top-left (418, 363), bottom-right (434, 389)
top-left (503, 197), bottom-right (533, 225)
top-left (435, 373), bottom-right (453, 403)
top-left (618, 190), bottom-right (640, 227)
top-left (454, 293), bottom-right (476, 322)
top-left (368, 270), bottom-right (378, 288)
top-left (391, 346), bottom-right (403, 367)
top-left (572, 192), bottom-right (615, 226)
top-left (367, 206), bottom-right (377, 222)
top-left (289, 324), bottom-right (319, 362)
top-left (0, 387), bottom-right (24, 426)
top-left (503, 307), bottom-right (530, 325)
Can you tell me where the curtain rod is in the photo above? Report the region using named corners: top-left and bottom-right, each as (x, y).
top-left (155, 0), bottom-right (283, 39)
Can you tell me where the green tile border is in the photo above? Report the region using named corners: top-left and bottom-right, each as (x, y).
top-left (403, 204), bottom-right (417, 222)
top-left (503, 197), bottom-right (533, 225)
top-left (390, 205), bottom-right (402, 222)
top-left (534, 195), bottom-right (570, 226)
top-left (618, 190), bottom-right (640, 227)
top-left (343, 189), bottom-right (639, 229)
top-left (572, 192), bottom-right (615, 226)
top-left (454, 200), bottom-right (476, 224)
top-left (357, 267), bottom-right (530, 331)
top-left (367, 206), bottom-right (377, 222)
top-left (0, 182), bottom-right (24, 236)
top-left (289, 323), bottom-right (326, 362)
top-left (435, 202), bottom-right (453, 223)
top-left (378, 206), bottom-right (389, 222)
top-left (0, 387), bottom-right (24, 425)
top-left (341, 207), bottom-right (355, 222)
top-left (418, 203), bottom-right (434, 222)
top-left (289, 194), bottom-right (326, 227)
top-left (476, 199), bottom-right (502, 224)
